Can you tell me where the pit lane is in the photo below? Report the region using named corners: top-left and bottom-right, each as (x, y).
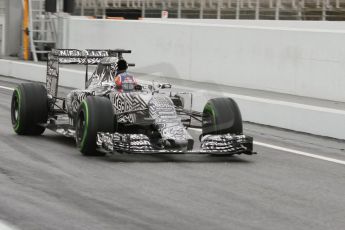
top-left (0, 76), bottom-right (344, 230)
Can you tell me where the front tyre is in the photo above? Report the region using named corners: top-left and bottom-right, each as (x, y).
top-left (202, 97), bottom-right (243, 136)
top-left (11, 83), bottom-right (48, 135)
top-left (76, 96), bottom-right (114, 156)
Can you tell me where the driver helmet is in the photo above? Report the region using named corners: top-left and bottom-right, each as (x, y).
top-left (109, 59), bottom-right (128, 78)
top-left (117, 59), bottom-right (128, 74)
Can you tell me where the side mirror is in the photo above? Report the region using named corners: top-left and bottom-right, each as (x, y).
top-left (159, 83), bottom-right (172, 89)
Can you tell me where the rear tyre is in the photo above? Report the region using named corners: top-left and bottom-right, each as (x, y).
top-left (202, 97), bottom-right (243, 136)
top-left (76, 96), bottom-right (114, 156)
top-left (11, 83), bottom-right (48, 135)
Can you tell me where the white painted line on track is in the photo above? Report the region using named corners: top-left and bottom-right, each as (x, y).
top-left (0, 220), bottom-right (19, 230)
top-left (190, 127), bottom-right (345, 165)
top-left (1, 84), bottom-right (344, 165)
top-left (0, 86), bottom-right (14, 91)
top-left (254, 141), bottom-right (345, 166)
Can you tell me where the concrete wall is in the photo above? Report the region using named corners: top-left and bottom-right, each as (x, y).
top-left (5, 0), bottom-right (22, 56)
top-left (1, 58), bottom-right (345, 140)
top-left (3, 18), bottom-right (345, 139)
top-left (0, 0), bottom-right (6, 56)
top-left (143, 18), bottom-right (345, 30)
top-left (0, 16), bottom-right (4, 56)
top-left (60, 18), bottom-right (345, 103)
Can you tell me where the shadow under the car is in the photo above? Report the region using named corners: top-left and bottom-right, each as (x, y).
top-left (101, 153), bottom-right (254, 163)
top-left (36, 132), bottom-right (254, 163)
top-left (38, 133), bottom-right (76, 147)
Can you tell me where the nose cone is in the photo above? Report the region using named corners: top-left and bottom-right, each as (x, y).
top-left (148, 95), bottom-right (194, 150)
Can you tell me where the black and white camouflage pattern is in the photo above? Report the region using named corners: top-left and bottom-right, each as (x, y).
top-left (46, 49), bottom-right (130, 96)
top-left (201, 134), bottom-right (253, 154)
top-left (52, 49), bottom-right (118, 65)
top-left (46, 53), bottom-right (59, 97)
top-left (148, 95), bottom-right (192, 142)
top-left (97, 133), bottom-right (154, 152)
top-left (66, 86), bottom-right (192, 150)
top-left (96, 132), bottom-right (254, 154)
top-left (66, 90), bottom-right (93, 117)
top-left (53, 48), bottom-right (253, 154)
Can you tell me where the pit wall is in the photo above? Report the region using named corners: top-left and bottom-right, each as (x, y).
top-left (143, 18), bottom-right (345, 30)
top-left (0, 15), bottom-right (4, 56)
top-left (4, 0), bottom-right (21, 56)
top-left (2, 19), bottom-right (345, 139)
top-left (1, 58), bottom-right (345, 140)
top-left (58, 17), bottom-right (345, 102)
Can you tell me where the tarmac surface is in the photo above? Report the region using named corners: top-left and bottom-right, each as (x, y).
top-left (0, 76), bottom-right (344, 230)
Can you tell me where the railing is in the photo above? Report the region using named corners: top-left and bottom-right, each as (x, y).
top-left (73, 0), bottom-right (345, 20)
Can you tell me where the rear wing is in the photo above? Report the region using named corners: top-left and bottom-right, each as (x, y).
top-left (46, 49), bottom-right (132, 97)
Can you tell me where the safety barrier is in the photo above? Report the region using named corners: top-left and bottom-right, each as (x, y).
top-left (74, 0), bottom-right (345, 20)
top-left (2, 17), bottom-right (345, 139)
top-left (0, 0), bottom-right (5, 56)
top-left (1, 58), bottom-right (345, 140)
top-left (58, 17), bottom-right (345, 103)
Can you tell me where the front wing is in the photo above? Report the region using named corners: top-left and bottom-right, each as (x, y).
top-left (96, 132), bottom-right (255, 155)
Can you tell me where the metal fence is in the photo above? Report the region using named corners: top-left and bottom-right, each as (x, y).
top-left (74, 0), bottom-right (345, 20)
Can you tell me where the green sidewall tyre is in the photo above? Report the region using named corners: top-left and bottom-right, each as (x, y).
top-left (76, 96), bottom-right (115, 156)
top-left (202, 97), bottom-right (243, 135)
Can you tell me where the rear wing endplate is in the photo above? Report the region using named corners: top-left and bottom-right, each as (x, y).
top-left (46, 49), bottom-right (132, 97)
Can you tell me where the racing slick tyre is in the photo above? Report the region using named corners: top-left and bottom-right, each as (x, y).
top-left (11, 83), bottom-right (48, 135)
top-left (202, 97), bottom-right (243, 136)
top-left (76, 96), bottom-right (114, 156)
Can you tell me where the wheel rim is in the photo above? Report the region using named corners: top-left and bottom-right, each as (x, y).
top-left (11, 90), bottom-right (20, 130)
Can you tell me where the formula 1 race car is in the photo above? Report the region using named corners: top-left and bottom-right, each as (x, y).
top-left (11, 49), bottom-right (255, 156)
